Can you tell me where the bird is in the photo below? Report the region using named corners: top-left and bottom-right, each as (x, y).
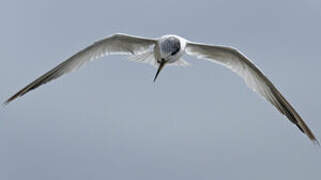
top-left (4, 33), bottom-right (318, 144)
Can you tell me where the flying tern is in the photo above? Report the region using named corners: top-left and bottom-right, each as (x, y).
top-left (4, 33), bottom-right (318, 143)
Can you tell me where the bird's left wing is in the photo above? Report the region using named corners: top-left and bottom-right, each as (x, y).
top-left (185, 42), bottom-right (318, 143)
top-left (4, 33), bottom-right (156, 104)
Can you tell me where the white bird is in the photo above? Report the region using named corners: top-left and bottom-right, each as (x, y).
top-left (4, 33), bottom-right (318, 143)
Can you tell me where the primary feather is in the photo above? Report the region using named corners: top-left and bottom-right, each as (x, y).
top-left (185, 42), bottom-right (318, 143)
top-left (4, 33), bottom-right (156, 104)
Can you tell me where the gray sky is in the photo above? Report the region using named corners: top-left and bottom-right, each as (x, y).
top-left (1, 0), bottom-right (321, 179)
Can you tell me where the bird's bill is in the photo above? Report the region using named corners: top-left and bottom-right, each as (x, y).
top-left (153, 61), bottom-right (166, 82)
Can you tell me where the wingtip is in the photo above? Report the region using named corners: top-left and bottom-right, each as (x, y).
top-left (3, 96), bottom-right (15, 106)
top-left (2, 101), bottom-right (9, 109)
top-left (2, 99), bottom-right (11, 107)
top-left (3, 91), bottom-right (23, 106)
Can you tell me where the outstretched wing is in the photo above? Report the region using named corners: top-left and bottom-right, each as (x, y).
top-left (4, 33), bottom-right (156, 104)
top-left (185, 42), bottom-right (318, 143)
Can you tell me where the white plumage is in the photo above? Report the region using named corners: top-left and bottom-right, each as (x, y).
top-left (4, 33), bottom-right (318, 144)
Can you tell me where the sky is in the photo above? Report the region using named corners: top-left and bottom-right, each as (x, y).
top-left (0, 0), bottom-right (321, 179)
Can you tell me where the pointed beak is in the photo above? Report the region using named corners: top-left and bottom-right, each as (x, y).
top-left (153, 61), bottom-right (166, 82)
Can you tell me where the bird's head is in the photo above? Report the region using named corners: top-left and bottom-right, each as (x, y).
top-left (153, 35), bottom-right (187, 82)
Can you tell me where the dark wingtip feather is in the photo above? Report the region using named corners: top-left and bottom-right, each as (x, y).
top-left (3, 100), bottom-right (9, 106)
top-left (3, 93), bottom-right (20, 106)
top-left (3, 85), bottom-right (31, 106)
top-left (3, 62), bottom-right (65, 106)
top-left (269, 85), bottom-right (319, 144)
top-left (2, 100), bottom-right (9, 107)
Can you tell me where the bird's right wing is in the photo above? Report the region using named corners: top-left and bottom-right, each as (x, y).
top-left (185, 42), bottom-right (318, 143)
top-left (4, 33), bottom-right (157, 104)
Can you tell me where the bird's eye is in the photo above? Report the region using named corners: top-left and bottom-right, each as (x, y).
top-left (158, 58), bottom-right (165, 63)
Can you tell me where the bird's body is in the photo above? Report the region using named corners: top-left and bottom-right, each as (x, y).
top-left (4, 33), bottom-right (318, 144)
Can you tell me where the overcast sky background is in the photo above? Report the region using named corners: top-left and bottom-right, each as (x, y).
top-left (1, 0), bottom-right (321, 179)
